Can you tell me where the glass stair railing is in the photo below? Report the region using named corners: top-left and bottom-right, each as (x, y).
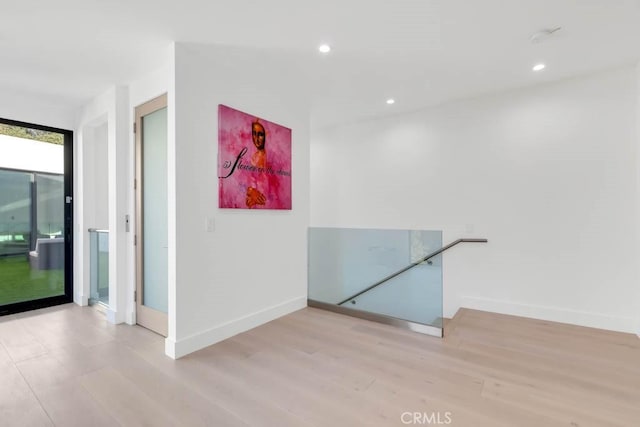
top-left (88, 228), bottom-right (109, 307)
top-left (339, 255), bottom-right (444, 327)
top-left (308, 227), bottom-right (487, 337)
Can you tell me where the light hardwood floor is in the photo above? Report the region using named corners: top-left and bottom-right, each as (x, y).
top-left (0, 304), bottom-right (639, 426)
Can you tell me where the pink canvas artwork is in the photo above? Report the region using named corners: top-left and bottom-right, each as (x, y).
top-left (218, 105), bottom-right (292, 209)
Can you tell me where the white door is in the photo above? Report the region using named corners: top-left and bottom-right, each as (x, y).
top-left (135, 94), bottom-right (168, 336)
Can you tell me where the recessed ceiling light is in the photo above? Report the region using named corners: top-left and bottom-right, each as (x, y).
top-left (533, 63), bottom-right (546, 72)
top-left (386, 99), bottom-right (395, 105)
top-left (318, 44), bottom-right (331, 54)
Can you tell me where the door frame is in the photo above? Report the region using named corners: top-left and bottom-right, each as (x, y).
top-left (134, 94), bottom-right (168, 336)
top-left (0, 117), bottom-right (73, 316)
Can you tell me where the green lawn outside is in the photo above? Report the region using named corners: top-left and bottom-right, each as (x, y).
top-left (0, 256), bottom-right (64, 305)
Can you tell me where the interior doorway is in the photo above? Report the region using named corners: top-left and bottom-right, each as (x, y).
top-left (135, 94), bottom-right (168, 336)
top-left (0, 118), bottom-right (73, 315)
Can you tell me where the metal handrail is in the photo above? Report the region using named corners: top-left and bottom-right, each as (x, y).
top-left (88, 228), bottom-right (109, 233)
top-left (337, 238), bottom-right (487, 306)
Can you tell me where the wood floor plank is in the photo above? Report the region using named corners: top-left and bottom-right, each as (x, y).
top-left (32, 379), bottom-right (121, 427)
top-left (0, 321), bottom-right (47, 363)
top-left (0, 361), bottom-right (39, 407)
top-left (0, 341), bottom-right (12, 365)
top-left (171, 352), bottom-right (314, 426)
top-left (1, 303), bottom-right (639, 426)
top-left (46, 343), bottom-right (111, 377)
top-left (79, 367), bottom-right (181, 427)
top-left (15, 355), bottom-right (77, 392)
top-left (0, 397), bottom-right (53, 427)
top-left (108, 343), bottom-right (248, 426)
top-left (481, 378), bottom-right (635, 427)
top-left (127, 337), bottom-right (311, 427)
top-left (224, 336), bottom-right (403, 425)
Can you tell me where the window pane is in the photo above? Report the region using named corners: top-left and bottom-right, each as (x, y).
top-left (0, 122), bottom-right (65, 306)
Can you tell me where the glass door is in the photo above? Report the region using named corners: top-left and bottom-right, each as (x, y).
top-left (135, 94), bottom-right (168, 336)
top-left (0, 118), bottom-right (73, 315)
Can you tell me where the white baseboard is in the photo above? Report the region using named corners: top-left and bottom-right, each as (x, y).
top-left (165, 337), bottom-right (178, 359)
top-left (106, 308), bottom-right (118, 324)
top-left (166, 296), bottom-right (307, 359)
top-left (460, 296), bottom-right (638, 334)
top-left (105, 307), bottom-right (127, 325)
top-left (74, 294), bottom-right (89, 306)
top-left (126, 310), bottom-right (136, 326)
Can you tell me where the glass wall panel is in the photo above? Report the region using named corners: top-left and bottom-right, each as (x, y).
top-left (89, 230), bottom-right (109, 306)
top-left (0, 169), bottom-right (31, 257)
top-left (0, 173), bottom-right (64, 305)
top-left (308, 227), bottom-right (443, 328)
top-left (36, 174), bottom-right (64, 238)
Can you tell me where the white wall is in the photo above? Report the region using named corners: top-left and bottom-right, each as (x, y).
top-left (636, 63), bottom-right (640, 337)
top-left (0, 88), bottom-right (76, 131)
top-left (311, 65), bottom-right (640, 333)
top-left (78, 122), bottom-right (108, 305)
top-left (170, 43), bottom-right (310, 358)
top-left (75, 86), bottom-right (131, 324)
top-left (75, 89), bottom-right (112, 307)
top-left (74, 46), bottom-right (172, 322)
top-left (0, 135), bottom-right (64, 174)
top-left (81, 123), bottom-right (109, 230)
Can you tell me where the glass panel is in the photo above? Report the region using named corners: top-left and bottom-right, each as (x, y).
top-left (97, 232), bottom-right (109, 305)
top-left (345, 253), bottom-right (443, 326)
top-left (0, 169), bottom-right (64, 306)
top-left (0, 169), bottom-right (31, 257)
top-left (142, 107), bottom-right (168, 313)
top-left (90, 231), bottom-right (98, 301)
top-left (308, 227), bottom-right (443, 327)
top-left (36, 174), bottom-right (64, 238)
top-left (89, 231), bottom-right (109, 306)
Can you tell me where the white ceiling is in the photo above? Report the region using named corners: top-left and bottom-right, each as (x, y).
top-left (2, 0), bottom-right (640, 128)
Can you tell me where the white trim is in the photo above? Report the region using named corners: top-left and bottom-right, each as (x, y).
top-left (461, 296), bottom-right (638, 333)
top-left (106, 308), bottom-right (118, 325)
top-left (165, 296), bottom-right (307, 359)
top-left (126, 310), bottom-right (136, 326)
top-left (636, 61), bottom-right (640, 341)
top-left (74, 295), bottom-right (89, 306)
top-left (164, 337), bottom-right (177, 359)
